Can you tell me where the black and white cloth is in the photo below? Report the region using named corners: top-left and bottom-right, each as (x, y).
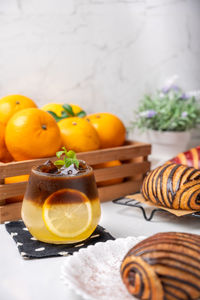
top-left (5, 220), bottom-right (115, 259)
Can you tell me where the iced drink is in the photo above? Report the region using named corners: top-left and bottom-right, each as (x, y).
top-left (22, 159), bottom-right (101, 244)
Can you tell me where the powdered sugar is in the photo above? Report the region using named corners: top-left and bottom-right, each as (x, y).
top-left (61, 236), bottom-right (146, 300)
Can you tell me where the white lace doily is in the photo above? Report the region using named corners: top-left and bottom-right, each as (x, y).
top-left (61, 236), bottom-right (146, 300)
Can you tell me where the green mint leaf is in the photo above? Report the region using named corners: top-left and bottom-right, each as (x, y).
top-left (54, 160), bottom-right (65, 166)
top-left (72, 159), bottom-right (79, 168)
top-left (66, 161), bottom-right (72, 168)
top-left (62, 104), bottom-right (75, 116)
top-left (54, 147), bottom-right (79, 169)
top-left (62, 146), bottom-right (68, 156)
top-left (64, 158), bottom-right (73, 168)
top-left (77, 110), bottom-right (86, 118)
top-left (56, 151), bottom-right (65, 159)
top-left (67, 150), bottom-right (76, 159)
top-left (64, 157), bottom-right (79, 168)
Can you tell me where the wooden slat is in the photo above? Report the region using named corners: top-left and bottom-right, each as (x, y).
top-left (94, 161), bottom-right (150, 182)
top-left (0, 179), bottom-right (6, 205)
top-left (78, 142), bottom-right (151, 164)
top-left (98, 179), bottom-right (142, 202)
top-left (0, 141), bottom-right (151, 178)
top-left (0, 182), bottom-right (27, 200)
top-left (0, 158), bottom-right (56, 179)
top-left (0, 202), bottom-right (22, 223)
top-left (0, 179), bottom-right (142, 223)
top-left (0, 199), bottom-right (6, 205)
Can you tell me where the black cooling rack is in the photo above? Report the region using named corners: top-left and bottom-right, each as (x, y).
top-left (112, 197), bottom-right (200, 221)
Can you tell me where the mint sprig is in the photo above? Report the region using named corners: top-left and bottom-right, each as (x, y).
top-left (48, 104), bottom-right (86, 122)
top-left (54, 147), bottom-right (79, 168)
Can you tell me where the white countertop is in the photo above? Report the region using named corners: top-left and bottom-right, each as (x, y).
top-left (0, 201), bottom-right (199, 300)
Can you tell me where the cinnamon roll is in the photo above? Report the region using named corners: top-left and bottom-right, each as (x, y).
top-left (121, 232), bottom-right (200, 300)
top-left (142, 163), bottom-right (200, 210)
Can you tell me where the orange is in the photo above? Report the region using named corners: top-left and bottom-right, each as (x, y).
top-left (0, 122), bottom-right (13, 163)
top-left (58, 117), bottom-right (100, 152)
top-left (93, 160), bottom-right (123, 186)
top-left (41, 103), bottom-right (63, 117)
top-left (5, 108), bottom-right (62, 161)
top-left (86, 113), bottom-right (126, 148)
top-left (41, 103), bottom-right (83, 118)
top-left (5, 175), bottom-right (29, 203)
top-left (0, 95), bottom-right (37, 126)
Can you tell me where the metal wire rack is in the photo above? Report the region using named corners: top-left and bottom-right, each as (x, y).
top-left (112, 197), bottom-right (200, 221)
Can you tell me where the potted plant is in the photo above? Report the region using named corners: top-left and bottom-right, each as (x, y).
top-left (130, 77), bottom-right (200, 160)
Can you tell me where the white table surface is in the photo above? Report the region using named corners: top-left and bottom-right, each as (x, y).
top-left (1, 201), bottom-right (200, 300)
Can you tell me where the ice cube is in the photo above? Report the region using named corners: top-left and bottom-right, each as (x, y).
top-left (60, 164), bottom-right (79, 176)
top-left (79, 160), bottom-right (87, 170)
top-left (39, 160), bottom-right (58, 174)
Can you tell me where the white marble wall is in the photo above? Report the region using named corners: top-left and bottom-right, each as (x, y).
top-left (0, 0), bottom-right (200, 126)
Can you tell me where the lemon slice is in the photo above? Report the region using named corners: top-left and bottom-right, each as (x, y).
top-left (42, 189), bottom-right (92, 238)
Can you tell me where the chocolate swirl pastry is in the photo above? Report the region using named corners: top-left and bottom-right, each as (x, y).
top-left (142, 163), bottom-right (200, 210)
top-left (120, 232), bottom-right (200, 300)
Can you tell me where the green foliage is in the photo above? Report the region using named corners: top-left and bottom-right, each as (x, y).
top-left (54, 147), bottom-right (79, 168)
top-left (131, 88), bottom-right (200, 132)
top-left (48, 104), bottom-right (86, 122)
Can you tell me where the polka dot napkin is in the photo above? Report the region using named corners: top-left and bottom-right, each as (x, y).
top-left (5, 220), bottom-right (115, 259)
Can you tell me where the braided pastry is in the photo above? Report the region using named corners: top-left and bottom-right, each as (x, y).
top-left (169, 146), bottom-right (200, 169)
top-left (120, 232), bottom-right (200, 300)
top-left (142, 163), bottom-right (200, 210)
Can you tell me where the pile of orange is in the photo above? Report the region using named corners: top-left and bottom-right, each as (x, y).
top-left (0, 94), bottom-right (127, 201)
top-left (40, 102), bottom-right (126, 152)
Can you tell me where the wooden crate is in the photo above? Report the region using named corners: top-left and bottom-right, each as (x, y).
top-left (0, 140), bottom-right (151, 223)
